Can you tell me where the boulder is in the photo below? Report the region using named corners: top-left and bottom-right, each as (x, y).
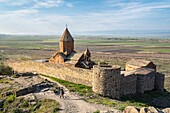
top-left (123, 106), bottom-right (139, 113)
top-left (139, 107), bottom-right (147, 113)
top-left (147, 107), bottom-right (159, 113)
top-left (139, 107), bottom-right (163, 113)
top-left (162, 108), bottom-right (170, 113)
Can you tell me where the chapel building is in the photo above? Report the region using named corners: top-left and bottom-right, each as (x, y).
top-left (49, 27), bottom-right (93, 69)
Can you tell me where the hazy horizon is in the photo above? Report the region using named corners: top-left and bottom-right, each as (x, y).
top-left (0, 30), bottom-right (170, 39)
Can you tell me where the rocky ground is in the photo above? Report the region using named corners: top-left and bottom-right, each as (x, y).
top-left (0, 73), bottom-right (121, 113)
top-left (0, 73), bottom-right (170, 113)
top-left (38, 75), bottom-right (121, 113)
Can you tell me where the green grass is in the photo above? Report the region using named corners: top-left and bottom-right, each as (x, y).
top-left (140, 48), bottom-right (170, 53)
top-left (93, 110), bottom-right (100, 113)
top-left (41, 74), bottom-right (93, 96)
top-left (41, 75), bottom-right (170, 110)
top-left (0, 35), bottom-right (57, 50)
top-left (75, 39), bottom-right (170, 47)
top-left (1, 93), bottom-right (60, 113)
top-left (0, 78), bottom-right (9, 83)
top-left (87, 95), bottom-right (148, 110)
top-left (5, 94), bottom-right (16, 103)
top-left (36, 99), bottom-right (60, 113)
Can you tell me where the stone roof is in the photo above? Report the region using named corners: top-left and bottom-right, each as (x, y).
top-left (60, 28), bottom-right (74, 42)
top-left (126, 59), bottom-right (154, 67)
top-left (123, 67), bottom-right (155, 76)
top-left (54, 52), bottom-right (66, 59)
top-left (65, 52), bottom-right (83, 65)
top-left (135, 68), bottom-right (155, 75)
top-left (67, 52), bottom-right (83, 61)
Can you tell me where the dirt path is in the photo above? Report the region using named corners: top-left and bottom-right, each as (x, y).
top-left (35, 75), bottom-right (121, 113)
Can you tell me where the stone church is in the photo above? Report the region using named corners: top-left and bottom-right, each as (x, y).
top-left (49, 27), bottom-right (93, 69)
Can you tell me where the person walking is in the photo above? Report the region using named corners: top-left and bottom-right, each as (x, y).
top-left (59, 87), bottom-right (65, 99)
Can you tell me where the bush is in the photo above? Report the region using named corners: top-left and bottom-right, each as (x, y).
top-left (93, 110), bottom-right (100, 113)
top-left (21, 99), bottom-right (29, 108)
top-left (11, 108), bottom-right (21, 113)
top-left (13, 74), bottom-right (19, 78)
top-left (52, 107), bottom-right (60, 113)
top-left (6, 94), bottom-right (16, 103)
top-left (0, 64), bottom-right (13, 75)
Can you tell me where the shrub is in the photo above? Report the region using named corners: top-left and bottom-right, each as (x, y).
top-left (93, 110), bottom-right (100, 113)
top-left (21, 99), bottom-right (29, 108)
top-left (11, 108), bottom-right (21, 113)
top-left (52, 107), bottom-right (60, 113)
top-left (6, 94), bottom-right (16, 103)
top-left (13, 74), bottom-right (19, 78)
top-left (0, 64), bottom-right (13, 75)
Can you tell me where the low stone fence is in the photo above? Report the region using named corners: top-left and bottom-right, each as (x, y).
top-left (6, 60), bottom-right (92, 86)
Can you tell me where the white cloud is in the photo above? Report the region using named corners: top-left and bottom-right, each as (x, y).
top-left (108, 1), bottom-right (170, 13)
top-left (34, 0), bottom-right (64, 8)
top-left (0, 0), bottom-right (31, 6)
top-left (2, 9), bottom-right (39, 17)
top-left (0, 0), bottom-right (65, 8)
top-left (0, 9), bottom-right (73, 34)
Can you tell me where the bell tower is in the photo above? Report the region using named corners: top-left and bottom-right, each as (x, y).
top-left (59, 26), bottom-right (74, 56)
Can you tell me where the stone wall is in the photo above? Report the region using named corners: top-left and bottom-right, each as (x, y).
top-left (7, 60), bottom-right (164, 99)
top-left (136, 68), bottom-right (156, 93)
top-left (120, 74), bottom-right (137, 96)
top-left (155, 72), bottom-right (165, 91)
top-left (92, 65), bottom-right (121, 99)
top-left (7, 60), bottom-right (92, 86)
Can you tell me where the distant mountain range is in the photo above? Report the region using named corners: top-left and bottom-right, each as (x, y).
top-left (77, 30), bottom-right (170, 38)
top-left (1, 30), bottom-right (170, 38)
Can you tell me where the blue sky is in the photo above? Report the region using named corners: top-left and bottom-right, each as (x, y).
top-left (0, 0), bottom-right (170, 34)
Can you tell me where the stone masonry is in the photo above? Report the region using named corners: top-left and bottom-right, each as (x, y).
top-left (7, 60), bottom-right (165, 99)
top-left (92, 65), bottom-right (121, 99)
top-left (92, 65), bottom-right (165, 99)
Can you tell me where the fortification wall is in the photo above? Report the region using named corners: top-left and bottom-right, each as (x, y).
top-left (7, 60), bottom-right (92, 86)
top-left (6, 60), bottom-right (164, 99)
top-left (92, 65), bottom-right (121, 99)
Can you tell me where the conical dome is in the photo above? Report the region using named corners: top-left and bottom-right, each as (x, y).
top-left (60, 28), bottom-right (74, 42)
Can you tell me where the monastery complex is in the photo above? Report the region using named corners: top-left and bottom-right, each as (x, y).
top-left (7, 27), bottom-right (165, 99)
